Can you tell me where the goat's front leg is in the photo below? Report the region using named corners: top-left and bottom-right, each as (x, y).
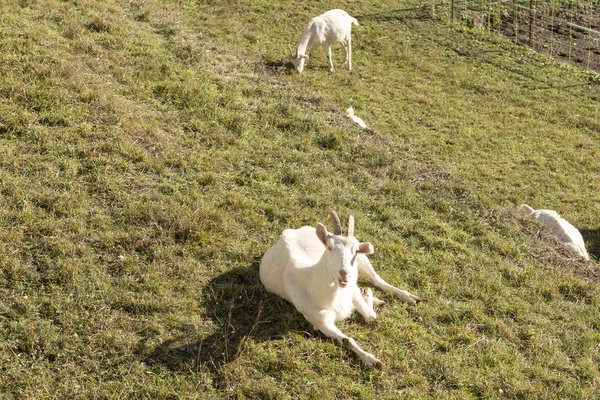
top-left (308, 311), bottom-right (382, 368)
top-left (307, 49), bottom-right (314, 68)
top-left (357, 254), bottom-right (421, 304)
top-left (352, 287), bottom-right (376, 322)
top-left (362, 287), bottom-right (386, 309)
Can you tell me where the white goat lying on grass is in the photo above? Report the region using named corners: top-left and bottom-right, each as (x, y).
top-left (346, 106), bottom-right (367, 129)
top-left (260, 211), bottom-right (421, 368)
top-left (520, 204), bottom-right (590, 261)
top-left (287, 9), bottom-right (359, 73)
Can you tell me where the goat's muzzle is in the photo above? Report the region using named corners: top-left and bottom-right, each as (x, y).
top-left (339, 270), bottom-right (349, 287)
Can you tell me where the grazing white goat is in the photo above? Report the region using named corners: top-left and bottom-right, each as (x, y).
top-left (287, 9), bottom-right (359, 73)
top-left (346, 106), bottom-right (367, 129)
top-left (520, 204), bottom-right (590, 260)
top-left (259, 211), bottom-right (421, 368)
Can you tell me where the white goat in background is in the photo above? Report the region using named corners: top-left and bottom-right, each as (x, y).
top-left (287, 9), bottom-right (359, 73)
top-left (260, 211), bottom-right (421, 368)
top-left (520, 204), bottom-right (590, 260)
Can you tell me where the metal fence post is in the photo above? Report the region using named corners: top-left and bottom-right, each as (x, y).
top-left (529, 0), bottom-right (534, 48)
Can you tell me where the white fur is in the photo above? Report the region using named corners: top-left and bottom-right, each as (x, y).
top-left (346, 106), bottom-right (367, 129)
top-left (287, 9), bottom-right (359, 73)
top-left (259, 213), bottom-right (420, 367)
top-left (520, 204), bottom-right (590, 260)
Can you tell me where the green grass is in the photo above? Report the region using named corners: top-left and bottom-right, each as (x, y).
top-left (1, 0), bottom-right (599, 398)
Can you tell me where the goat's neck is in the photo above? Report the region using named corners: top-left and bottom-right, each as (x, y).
top-left (295, 29), bottom-right (312, 56)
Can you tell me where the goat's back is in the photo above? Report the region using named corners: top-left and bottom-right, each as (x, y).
top-left (308, 9), bottom-right (357, 45)
top-left (259, 226), bottom-right (324, 300)
top-left (532, 210), bottom-right (589, 260)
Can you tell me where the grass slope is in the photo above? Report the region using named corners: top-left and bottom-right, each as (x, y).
top-left (1, 0), bottom-right (599, 398)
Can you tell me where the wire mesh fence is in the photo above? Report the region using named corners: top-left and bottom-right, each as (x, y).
top-left (444, 0), bottom-right (600, 72)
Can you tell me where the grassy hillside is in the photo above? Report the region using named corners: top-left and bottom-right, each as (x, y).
top-left (1, 0), bottom-right (599, 398)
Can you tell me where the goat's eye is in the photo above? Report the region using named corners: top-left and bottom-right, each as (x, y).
top-left (327, 245), bottom-right (333, 251)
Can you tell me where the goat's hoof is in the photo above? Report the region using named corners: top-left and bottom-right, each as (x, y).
top-left (372, 296), bottom-right (386, 308)
top-left (365, 354), bottom-right (382, 369)
top-left (397, 291), bottom-right (422, 305)
top-left (365, 314), bottom-right (377, 323)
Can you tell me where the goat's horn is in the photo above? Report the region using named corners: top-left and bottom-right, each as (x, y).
top-left (329, 210), bottom-right (342, 235)
top-left (288, 45), bottom-right (295, 57)
top-left (348, 215), bottom-right (355, 237)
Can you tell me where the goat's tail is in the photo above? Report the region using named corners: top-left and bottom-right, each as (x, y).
top-left (351, 17), bottom-right (359, 26)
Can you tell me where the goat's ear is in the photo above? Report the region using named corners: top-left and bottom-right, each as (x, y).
top-left (358, 242), bottom-right (374, 255)
top-left (301, 55), bottom-right (309, 59)
top-left (316, 223), bottom-right (329, 247)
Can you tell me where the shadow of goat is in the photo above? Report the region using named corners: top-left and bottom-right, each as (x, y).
top-left (143, 261), bottom-right (308, 378)
top-left (581, 228), bottom-right (600, 261)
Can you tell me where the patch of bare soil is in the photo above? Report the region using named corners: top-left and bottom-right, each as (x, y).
top-left (499, 4), bottom-right (600, 72)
